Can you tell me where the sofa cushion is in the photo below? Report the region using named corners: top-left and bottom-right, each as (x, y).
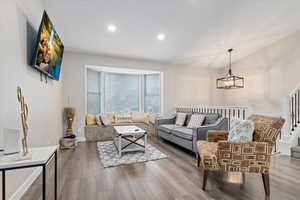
top-left (171, 126), bottom-right (193, 140)
top-left (175, 112), bottom-right (187, 126)
top-left (187, 114), bottom-right (205, 129)
top-left (158, 124), bottom-right (177, 133)
top-left (203, 113), bottom-right (219, 125)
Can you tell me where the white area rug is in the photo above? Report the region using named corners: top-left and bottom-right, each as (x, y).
top-left (97, 141), bottom-right (167, 168)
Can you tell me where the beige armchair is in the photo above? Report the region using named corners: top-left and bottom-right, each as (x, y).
top-left (196, 115), bottom-right (285, 196)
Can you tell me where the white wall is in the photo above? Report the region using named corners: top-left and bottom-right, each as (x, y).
top-left (62, 52), bottom-right (213, 138)
top-left (0, 0), bottom-right (63, 198)
top-left (212, 29), bottom-right (300, 117)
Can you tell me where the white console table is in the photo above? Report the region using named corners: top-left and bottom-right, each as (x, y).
top-left (0, 146), bottom-right (58, 200)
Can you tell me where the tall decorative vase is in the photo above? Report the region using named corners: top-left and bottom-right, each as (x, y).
top-left (64, 107), bottom-right (75, 136)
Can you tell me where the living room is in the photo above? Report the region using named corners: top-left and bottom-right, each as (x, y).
top-left (1, 0), bottom-right (300, 199)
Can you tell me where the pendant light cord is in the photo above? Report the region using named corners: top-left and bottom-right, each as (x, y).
top-left (228, 49), bottom-right (233, 76)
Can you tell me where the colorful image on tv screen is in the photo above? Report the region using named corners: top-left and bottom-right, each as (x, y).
top-left (35, 11), bottom-right (64, 80)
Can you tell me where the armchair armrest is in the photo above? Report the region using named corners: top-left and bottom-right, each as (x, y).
top-left (217, 141), bottom-right (273, 173)
top-left (207, 130), bottom-right (229, 142)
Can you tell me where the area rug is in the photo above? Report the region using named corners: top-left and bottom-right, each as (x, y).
top-left (97, 141), bottom-right (168, 168)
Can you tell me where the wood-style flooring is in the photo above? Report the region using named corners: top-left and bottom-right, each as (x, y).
top-left (21, 137), bottom-right (300, 200)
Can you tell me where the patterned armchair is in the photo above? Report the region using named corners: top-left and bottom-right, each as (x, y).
top-left (196, 115), bottom-right (285, 196)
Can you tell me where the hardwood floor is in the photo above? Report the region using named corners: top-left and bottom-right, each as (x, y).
top-left (21, 138), bottom-right (300, 200)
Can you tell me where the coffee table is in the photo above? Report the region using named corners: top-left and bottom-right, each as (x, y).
top-left (113, 125), bottom-right (147, 157)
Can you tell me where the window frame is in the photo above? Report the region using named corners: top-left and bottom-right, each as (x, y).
top-left (86, 69), bottom-right (101, 114)
top-left (85, 66), bottom-right (164, 115)
top-left (144, 74), bottom-right (162, 114)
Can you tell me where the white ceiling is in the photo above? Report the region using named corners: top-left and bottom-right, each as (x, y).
top-left (44, 0), bottom-right (300, 68)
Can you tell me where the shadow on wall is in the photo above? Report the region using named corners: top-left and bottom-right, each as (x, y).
top-left (26, 20), bottom-right (37, 66)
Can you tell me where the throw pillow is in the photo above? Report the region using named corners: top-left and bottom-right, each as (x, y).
top-left (106, 113), bottom-right (116, 124)
top-left (116, 112), bottom-right (133, 123)
top-left (184, 113), bottom-right (193, 126)
top-left (187, 114), bottom-right (205, 129)
top-left (228, 119), bottom-right (255, 142)
top-left (175, 112), bottom-right (187, 126)
top-left (230, 118), bottom-right (243, 130)
top-left (203, 113), bottom-right (219, 125)
top-left (100, 114), bottom-right (112, 126)
top-left (95, 114), bottom-right (102, 125)
top-left (86, 114), bottom-right (97, 125)
top-left (132, 112), bottom-right (149, 123)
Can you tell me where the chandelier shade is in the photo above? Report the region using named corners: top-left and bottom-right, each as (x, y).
top-left (216, 49), bottom-right (244, 89)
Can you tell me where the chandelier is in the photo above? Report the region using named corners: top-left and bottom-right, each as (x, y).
top-left (216, 49), bottom-right (244, 89)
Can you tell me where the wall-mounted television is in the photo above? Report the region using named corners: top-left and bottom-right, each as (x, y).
top-left (32, 11), bottom-right (64, 80)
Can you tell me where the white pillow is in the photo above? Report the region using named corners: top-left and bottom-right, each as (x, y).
top-left (175, 112), bottom-right (187, 126)
top-left (95, 114), bottom-right (102, 125)
top-left (187, 114), bottom-right (205, 129)
top-left (230, 118), bottom-right (243, 130)
top-left (228, 119), bottom-right (254, 142)
top-left (100, 114), bottom-right (112, 126)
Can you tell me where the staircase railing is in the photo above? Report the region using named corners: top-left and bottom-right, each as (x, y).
top-left (175, 105), bottom-right (253, 129)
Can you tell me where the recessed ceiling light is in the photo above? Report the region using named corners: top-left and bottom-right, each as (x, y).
top-left (107, 24), bottom-right (117, 32)
top-left (157, 33), bottom-right (166, 41)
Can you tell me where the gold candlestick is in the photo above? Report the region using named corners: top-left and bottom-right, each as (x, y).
top-left (17, 87), bottom-right (29, 156)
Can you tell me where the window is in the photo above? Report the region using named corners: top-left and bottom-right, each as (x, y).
top-left (105, 73), bottom-right (140, 113)
top-left (144, 74), bottom-right (161, 113)
top-left (87, 69), bottom-right (101, 114)
top-left (86, 67), bottom-right (162, 114)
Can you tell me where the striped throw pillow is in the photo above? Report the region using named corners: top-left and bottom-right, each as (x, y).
top-left (175, 112), bottom-right (187, 126)
top-left (187, 114), bottom-right (205, 129)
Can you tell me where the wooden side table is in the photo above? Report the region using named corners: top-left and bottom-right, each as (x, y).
top-left (0, 146), bottom-right (58, 200)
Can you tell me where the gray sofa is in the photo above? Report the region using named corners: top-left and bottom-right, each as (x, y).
top-left (156, 113), bottom-right (228, 153)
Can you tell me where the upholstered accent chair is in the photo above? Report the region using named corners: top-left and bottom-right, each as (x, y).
top-left (196, 115), bottom-right (285, 196)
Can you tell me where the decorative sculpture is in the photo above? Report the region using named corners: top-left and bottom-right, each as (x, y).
top-left (63, 107), bottom-right (75, 137)
top-left (17, 87), bottom-right (29, 156)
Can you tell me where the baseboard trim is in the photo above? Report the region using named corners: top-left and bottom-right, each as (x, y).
top-left (77, 136), bottom-right (86, 143)
top-left (9, 168), bottom-right (42, 200)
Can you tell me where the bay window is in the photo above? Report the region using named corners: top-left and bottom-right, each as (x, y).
top-left (105, 73), bottom-right (140, 113)
top-left (86, 67), bottom-right (162, 114)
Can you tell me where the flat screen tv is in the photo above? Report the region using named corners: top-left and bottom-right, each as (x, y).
top-left (32, 11), bottom-right (64, 80)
